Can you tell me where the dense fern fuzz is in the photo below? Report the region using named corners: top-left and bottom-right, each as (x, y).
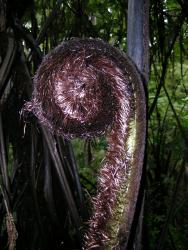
top-left (24, 38), bottom-right (145, 249)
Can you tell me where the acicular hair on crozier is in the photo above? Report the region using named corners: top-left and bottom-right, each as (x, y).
top-left (23, 38), bottom-right (142, 249)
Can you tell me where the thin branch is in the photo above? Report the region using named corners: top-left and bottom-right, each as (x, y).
top-left (0, 114), bottom-right (10, 195)
top-left (34, 0), bottom-right (64, 47)
top-left (149, 12), bottom-right (185, 118)
top-left (157, 159), bottom-right (185, 250)
top-left (0, 33), bottom-right (17, 98)
top-left (41, 127), bottom-right (82, 243)
top-left (163, 85), bottom-right (188, 150)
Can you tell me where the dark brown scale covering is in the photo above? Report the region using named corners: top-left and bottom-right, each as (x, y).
top-left (24, 38), bottom-right (136, 249)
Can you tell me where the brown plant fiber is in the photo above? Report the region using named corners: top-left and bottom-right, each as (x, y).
top-left (24, 38), bottom-right (141, 249)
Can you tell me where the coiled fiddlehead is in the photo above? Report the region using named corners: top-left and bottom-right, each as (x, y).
top-left (24, 38), bottom-right (146, 249)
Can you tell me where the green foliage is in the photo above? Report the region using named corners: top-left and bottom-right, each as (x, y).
top-left (147, 1), bottom-right (188, 248)
top-left (72, 138), bottom-right (106, 194)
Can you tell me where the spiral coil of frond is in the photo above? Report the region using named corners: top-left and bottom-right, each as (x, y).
top-left (24, 38), bottom-right (145, 249)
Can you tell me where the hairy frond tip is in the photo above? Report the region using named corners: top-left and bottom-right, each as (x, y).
top-left (23, 38), bottom-right (140, 249)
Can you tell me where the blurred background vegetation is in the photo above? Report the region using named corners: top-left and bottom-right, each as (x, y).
top-left (0, 0), bottom-right (188, 249)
